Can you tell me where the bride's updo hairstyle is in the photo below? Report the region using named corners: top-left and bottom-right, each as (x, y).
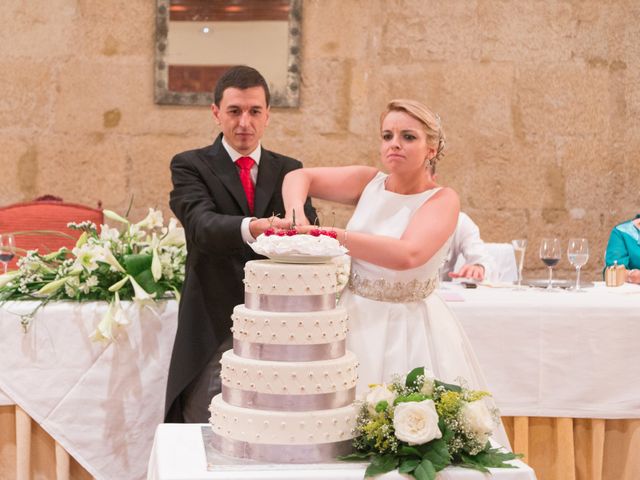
top-left (381, 99), bottom-right (446, 169)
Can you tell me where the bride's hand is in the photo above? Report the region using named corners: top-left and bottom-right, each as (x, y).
top-left (285, 208), bottom-right (310, 227)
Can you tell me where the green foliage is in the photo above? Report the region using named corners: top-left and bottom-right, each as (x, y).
top-left (346, 368), bottom-right (522, 479)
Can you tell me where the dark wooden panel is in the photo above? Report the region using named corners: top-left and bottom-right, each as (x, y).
top-left (170, 0), bottom-right (290, 22)
top-left (168, 65), bottom-right (237, 92)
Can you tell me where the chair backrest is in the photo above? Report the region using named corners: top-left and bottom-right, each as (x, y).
top-left (485, 243), bottom-right (518, 283)
top-left (0, 200), bottom-right (104, 269)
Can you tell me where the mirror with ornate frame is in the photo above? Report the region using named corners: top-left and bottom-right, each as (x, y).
top-left (155, 0), bottom-right (301, 107)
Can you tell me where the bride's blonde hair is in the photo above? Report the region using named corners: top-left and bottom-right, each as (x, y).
top-left (381, 99), bottom-right (446, 168)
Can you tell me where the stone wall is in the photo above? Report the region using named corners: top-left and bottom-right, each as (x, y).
top-left (1, 0), bottom-right (638, 279)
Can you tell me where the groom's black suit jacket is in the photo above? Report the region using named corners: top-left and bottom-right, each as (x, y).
top-left (165, 133), bottom-right (316, 422)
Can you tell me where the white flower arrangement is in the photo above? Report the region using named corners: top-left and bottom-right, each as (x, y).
top-left (341, 367), bottom-right (520, 480)
top-left (0, 208), bottom-right (186, 341)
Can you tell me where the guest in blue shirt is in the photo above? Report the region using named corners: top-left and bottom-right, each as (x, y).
top-left (605, 214), bottom-right (640, 284)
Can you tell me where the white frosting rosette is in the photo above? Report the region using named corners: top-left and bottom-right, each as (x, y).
top-left (251, 234), bottom-right (347, 259)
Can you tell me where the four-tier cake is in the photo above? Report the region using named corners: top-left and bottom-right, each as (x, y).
top-left (208, 237), bottom-right (358, 463)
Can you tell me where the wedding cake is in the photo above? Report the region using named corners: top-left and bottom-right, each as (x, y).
top-left (208, 234), bottom-right (359, 463)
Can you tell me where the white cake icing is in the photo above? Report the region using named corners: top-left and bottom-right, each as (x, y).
top-left (209, 259), bottom-right (359, 462)
top-left (231, 305), bottom-right (348, 344)
top-left (244, 260), bottom-right (338, 296)
top-left (210, 395), bottom-right (358, 445)
top-left (250, 233), bottom-right (347, 257)
top-left (220, 350), bottom-right (358, 394)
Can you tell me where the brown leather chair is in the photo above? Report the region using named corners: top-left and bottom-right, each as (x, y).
top-left (0, 197), bottom-right (103, 269)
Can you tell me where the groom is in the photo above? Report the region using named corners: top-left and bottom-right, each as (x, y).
top-left (165, 66), bottom-right (316, 422)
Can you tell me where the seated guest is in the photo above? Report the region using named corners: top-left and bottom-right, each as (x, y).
top-left (440, 212), bottom-right (494, 282)
top-left (605, 214), bottom-right (640, 284)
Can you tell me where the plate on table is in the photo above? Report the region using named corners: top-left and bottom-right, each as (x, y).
top-left (267, 253), bottom-right (338, 264)
top-left (527, 279), bottom-right (594, 289)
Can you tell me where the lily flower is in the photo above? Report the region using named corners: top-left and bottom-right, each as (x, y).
top-left (136, 208), bottom-right (164, 230)
top-left (151, 234), bottom-right (162, 282)
top-left (103, 209), bottom-right (130, 225)
top-left (129, 275), bottom-right (156, 303)
top-left (112, 292), bottom-right (129, 326)
top-left (37, 276), bottom-right (71, 295)
top-left (0, 271), bottom-right (20, 288)
top-left (101, 246), bottom-right (125, 273)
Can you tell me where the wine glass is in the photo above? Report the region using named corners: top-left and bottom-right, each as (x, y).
top-left (567, 238), bottom-right (589, 292)
top-left (539, 238), bottom-right (561, 291)
top-left (511, 239), bottom-right (527, 290)
top-left (0, 233), bottom-right (16, 274)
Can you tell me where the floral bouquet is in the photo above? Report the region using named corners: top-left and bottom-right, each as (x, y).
top-left (341, 367), bottom-right (520, 480)
top-left (0, 208), bottom-right (186, 341)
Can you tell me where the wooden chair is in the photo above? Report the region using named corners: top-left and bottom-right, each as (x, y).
top-left (0, 197), bottom-right (104, 269)
top-left (0, 196), bottom-right (102, 480)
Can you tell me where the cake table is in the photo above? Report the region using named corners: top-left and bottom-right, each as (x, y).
top-left (147, 424), bottom-right (537, 480)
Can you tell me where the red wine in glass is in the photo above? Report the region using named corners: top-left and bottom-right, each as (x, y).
top-left (539, 238), bottom-right (561, 290)
top-left (0, 233), bottom-right (16, 274)
top-left (541, 257), bottom-right (560, 268)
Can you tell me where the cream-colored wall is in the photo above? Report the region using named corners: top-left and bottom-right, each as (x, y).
top-left (1, 0), bottom-right (638, 279)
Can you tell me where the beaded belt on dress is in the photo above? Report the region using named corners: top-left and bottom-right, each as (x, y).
top-left (348, 272), bottom-right (437, 303)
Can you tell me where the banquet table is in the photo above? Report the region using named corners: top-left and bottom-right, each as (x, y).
top-left (443, 282), bottom-right (640, 419)
top-left (147, 424), bottom-right (537, 480)
top-left (0, 299), bottom-right (179, 480)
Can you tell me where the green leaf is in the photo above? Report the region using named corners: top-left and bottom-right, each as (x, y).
top-left (338, 451), bottom-right (373, 461)
top-left (394, 392), bottom-right (428, 405)
top-left (398, 458), bottom-right (420, 473)
top-left (134, 269), bottom-right (165, 297)
top-left (413, 458), bottom-right (437, 480)
top-left (122, 254), bottom-right (152, 276)
top-left (434, 379), bottom-right (462, 392)
top-left (375, 400), bottom-right (389, 412)
top-left (419, 438), bottom-right (450, 471)
top-left (405, 367), bottom-right (425, 388)
top-left (464, 447), bottom-right (521, 469)
top-left (398, 445), bottom-right (422, 457)
top-left (364, 454), bottom-right (398, 478)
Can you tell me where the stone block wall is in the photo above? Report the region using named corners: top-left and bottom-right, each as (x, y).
top-left (1, 0), bottom-right (638, 279)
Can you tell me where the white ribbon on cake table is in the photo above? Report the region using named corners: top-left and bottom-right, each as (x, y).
top-left (245, 293), bottom-right (336, 312)
top-left (233, 338), bottom-right (346, 361)
top-left (222, 386), bottom-right (356, 411)
top-left (208, 430), bottom-right (354, 464)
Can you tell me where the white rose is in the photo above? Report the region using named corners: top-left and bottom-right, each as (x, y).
top-left (461, 399), bottom-right (495, 444)
top-left (393, 400), bottom-right (442, 445)
top-left (419, 369), bottom-right (436, 396)
top-left (365, 384), bottom-right (396, 414)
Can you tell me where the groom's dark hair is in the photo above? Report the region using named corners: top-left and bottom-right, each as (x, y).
top-left (213, 66), bottom-right (271, 107)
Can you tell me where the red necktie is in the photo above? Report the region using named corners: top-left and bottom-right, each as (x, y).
top-left (236, 156), bottom-right (255, 214)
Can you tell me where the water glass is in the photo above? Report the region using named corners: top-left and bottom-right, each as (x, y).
top-left (0, 233), bottom-right (16, 274)
top-left (539, 238), bottom-right (561, 291)
top-left (511, 239), bottom-right (527, 290)
top-left (567, 238), bottom-right (589, 292)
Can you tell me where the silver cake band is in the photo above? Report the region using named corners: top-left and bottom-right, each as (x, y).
top-left (245, 292), bottom-right (335, 312)
top-left (222, 386), bottom-right (356, 411)
top-left (233, 338), bottom-right (346, 361)
top-left (210, 430), bottom-right (353, 463)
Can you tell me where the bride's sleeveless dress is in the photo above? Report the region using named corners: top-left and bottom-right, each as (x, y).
top-left (340, 172), bottom-right (510, 448)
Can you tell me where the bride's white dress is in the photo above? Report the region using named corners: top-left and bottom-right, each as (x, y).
top-left (340, 172), bottom-right (510, 447)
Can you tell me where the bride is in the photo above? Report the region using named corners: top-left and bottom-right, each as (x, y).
top-left (282, 99), bottom-right (510, 448)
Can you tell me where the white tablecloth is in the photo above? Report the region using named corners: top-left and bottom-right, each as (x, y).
top-left (147, 424), bottom-right (536, 480)
top-left (444, 282), bottom-right (640, 418)
top-left (0, 300), bottom-right (179, 480)
top-left (0, 387), bottom-right (13, 406)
